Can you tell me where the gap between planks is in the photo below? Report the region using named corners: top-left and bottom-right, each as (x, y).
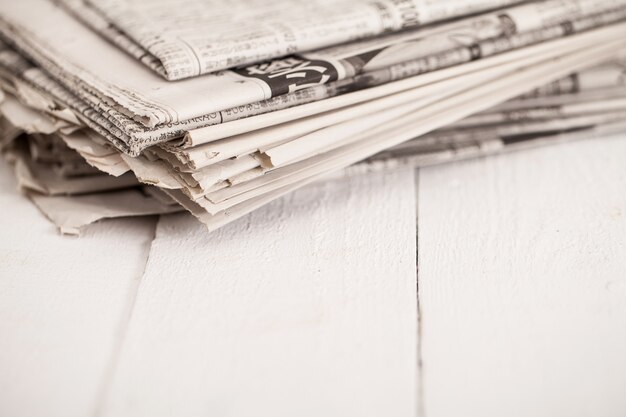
top-left (414, 169), bottom-right (425, 417)
top-left (94, 218), bottom-right (159, 417)
top-left (417, 133), bottom-right (626, 417)
top-left (95, 167), bottom-right (420, 417)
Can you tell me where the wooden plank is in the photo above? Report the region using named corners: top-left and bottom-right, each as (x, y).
top-left (418, 133), bottom-right (626, 417)
top-left (0, 161), bottom-right (157, 417)
top-left (101, 168), bottom-right (419, 417)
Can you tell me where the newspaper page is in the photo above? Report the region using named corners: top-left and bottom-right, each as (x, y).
top-left (76, 0), bottom-right (524, 80)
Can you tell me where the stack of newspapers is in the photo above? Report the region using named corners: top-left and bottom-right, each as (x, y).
top-left (0, 0), bottom-right (625, 234)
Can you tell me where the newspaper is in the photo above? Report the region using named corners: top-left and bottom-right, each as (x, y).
top-left (24, 37), bottom-right (624, 213)
top-left (69, 0), bottom-right (524, 79)
top-left (189, 40), bottom-right (624, 214)
top-left (0, 0), bottom-right (625, 234)
top-left (0, 0), bottom-right (622, 154)
top-left (30, 188), bottom-right (181, 235)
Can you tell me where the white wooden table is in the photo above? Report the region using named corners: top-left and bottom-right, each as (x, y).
top-left (1, 132), bottom-right (625, 417)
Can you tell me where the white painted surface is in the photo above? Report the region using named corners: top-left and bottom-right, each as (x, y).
top-left (99, 168), bottom-right (418, 417)
top-left (418, 133), bottom-right (626, 417)
top-left (1, 133), bottom-right (626, 417)
top-left (0, 162), bottom-right (156, 417)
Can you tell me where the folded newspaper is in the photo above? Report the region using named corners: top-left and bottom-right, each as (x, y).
top-left (0, 0), bottom-right (625, 234)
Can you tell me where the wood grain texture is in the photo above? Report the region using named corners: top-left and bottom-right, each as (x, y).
top-left (0, 161), bottom-right (157, 417)
top-left (100, 168), bottom-right (419, 417)
top-left (418, 133), bottom-right (626, 417)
